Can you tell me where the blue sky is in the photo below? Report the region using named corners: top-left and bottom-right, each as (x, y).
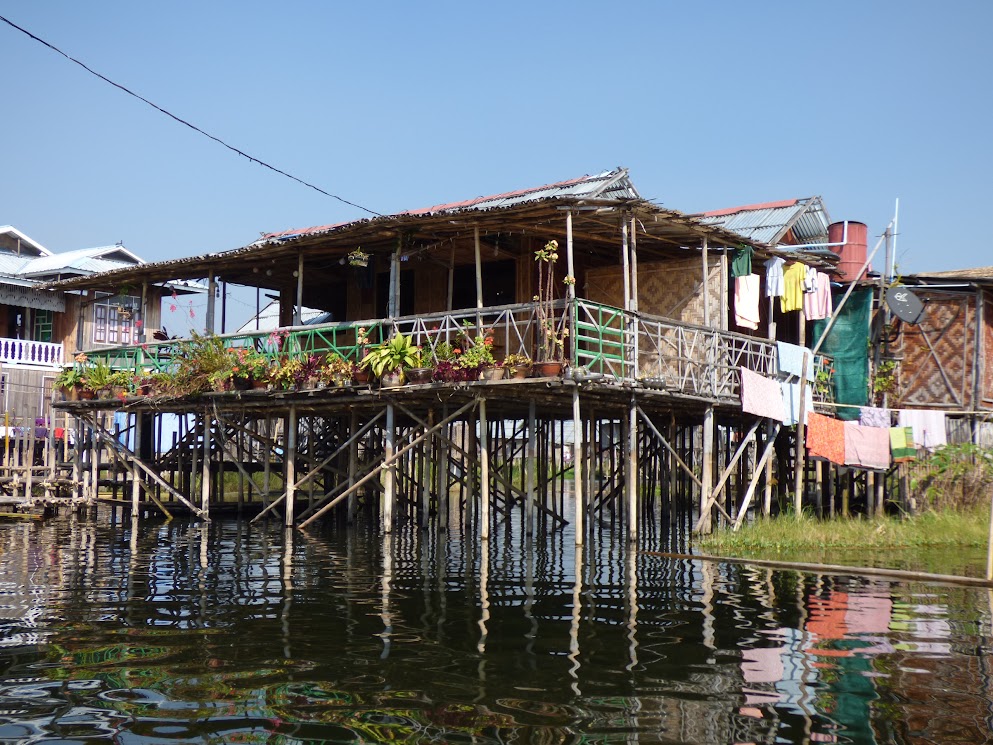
top-left (2, 1), bottom-right (990, 284)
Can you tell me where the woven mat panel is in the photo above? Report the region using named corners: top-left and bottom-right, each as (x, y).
top-left (894, 293), bottom-right (975, 408)
top-left (585, 257), bottom-right (721, 325)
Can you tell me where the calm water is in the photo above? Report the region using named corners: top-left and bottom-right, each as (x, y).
top-left (1, 512), bottom-right (992, 744)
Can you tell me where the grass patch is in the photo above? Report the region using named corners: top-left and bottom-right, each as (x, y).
top-left (698, 506), bottom-right (990, 554)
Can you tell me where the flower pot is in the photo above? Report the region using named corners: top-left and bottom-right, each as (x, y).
top-left (252, 377), bottom-right (269, 390)
top-left (79, 388), bottom-right (96, 401)
top-left (97, 387), bottom-right (116, 400)
top-left (532, 361), bottom-right (564, 378)
top-left (380, 370), bottom-right (404, 388)
top-left (509, 366), bottom-right (531, 380)
top-left (233, 377), bottom-right (253, 391)
top-left (481, 366), bottom-right (505, 382)
top-left (406, 367), bottom-right (433, 385)
top-left (352, 368), bottom-right (371, 386)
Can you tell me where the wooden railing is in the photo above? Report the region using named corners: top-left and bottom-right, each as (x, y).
top-left (0, 338), bottom-right (64, 369)
top-left (80, 299), bottom-right (833, 404)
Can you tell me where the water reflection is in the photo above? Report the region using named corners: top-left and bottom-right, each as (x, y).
top-left (0, 515), bottom-right (991, 743)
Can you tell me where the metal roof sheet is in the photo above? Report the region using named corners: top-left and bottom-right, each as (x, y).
top-left (18, 246), bottom-right (142, 278)
top-left (696, 196), bottom-right (830, 246)
top-left (236, 301), bottom-right (333, 333)
top-left (264, 168), bottom-right (640, 241)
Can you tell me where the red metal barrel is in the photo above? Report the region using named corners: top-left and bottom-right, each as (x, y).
top-left (830, 221), bottom-right (868, 282)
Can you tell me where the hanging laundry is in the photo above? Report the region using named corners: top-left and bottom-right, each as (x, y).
top-left (889, 426), bottom-right (917, 462)
top-left (844, 422), bottom-right (891, 470)
top-left (740, 367), bottom-right (787, 421)
top-left (764, 257), bottom-right (785, 297)
top-left (776, 341), bottom-right (815, 381)
top-left (780, 262), bottom-right (806, 312)
top-left (734, 274), bottom-right (761, 330)
top-left (806, 412), bottom-right (846, 464)
top-left (859, 406), bottom-right (891, 428)
top-left (803, 271), bottom-right (834, 321)
top-left (803, 265), bottom-right (818, 293)
top-left (897, 410), bottom-right (947, 450)
top-left (731, 245), bottom-right (754, 278)
top-left (780, 380), bottom-right (814, 426)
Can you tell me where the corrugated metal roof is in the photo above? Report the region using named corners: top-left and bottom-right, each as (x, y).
top-left (236, 301), bottom-right (333, 333)
top-left (0, 226), bottom-right (51, 257)
top-left (264, 168), bottom-right (640, 241)
top-left (18, 246), bottom-right (141, 278)
top-left (0, 254), bottom-right (29, 275)
top-left (696, 196), bottom-right (831, 246)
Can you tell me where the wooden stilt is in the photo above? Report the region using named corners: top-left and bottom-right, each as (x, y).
top-left (285, 405), bottom-right (298, 527)
top-left (383, 403), bottom-right (396, 533)
top-left (479, 398), bottom-right (490, 541)
top-left (572, 387), bottom-right (584, 545)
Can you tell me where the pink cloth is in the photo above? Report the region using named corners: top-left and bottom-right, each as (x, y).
top-left (844, 422), bottom-right (891, 470)
top-left (740, 367), bottom-right (786, 421)
top-left (734, 274), bottom-right (761, 330)
top-left (803, 271), bottom-right (833, 321)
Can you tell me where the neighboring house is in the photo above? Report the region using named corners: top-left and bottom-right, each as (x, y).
top-left (0, 225), bottom-right (194, 424)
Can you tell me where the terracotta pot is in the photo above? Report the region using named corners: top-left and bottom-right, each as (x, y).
top-left (510, 366), bottom-right (531, 380)
top-left (252, 377), bottom-right (268, 390)
top-left (352, 368), bottom-right (371, 385)
top-left (406, 367), bottom-right (433, 385)
top-left (380, 370), bottom-right (404, 388)
top-left (531, 361), bottom-right (564, 377)
top-left (79, 388), bottom-right (96, 401)
top-left (481, 366), bottom-right (505, 382)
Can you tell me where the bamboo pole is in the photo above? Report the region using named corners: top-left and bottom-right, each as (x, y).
top-left (479, 398), bottom-right (490, 541)
top-left (572, 386), bottom-right (584, 545)
top-left (383, 403), bottom-right (395, 532)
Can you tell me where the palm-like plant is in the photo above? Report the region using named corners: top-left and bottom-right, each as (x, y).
top-left (362, 333), bottom-right (420, 378)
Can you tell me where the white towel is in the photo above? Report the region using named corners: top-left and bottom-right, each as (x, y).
top-left (734, 274), bottom-right (761, 330)
top-left (897, 410), bottom-right (947, 450)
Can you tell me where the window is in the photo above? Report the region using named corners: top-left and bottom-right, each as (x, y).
top-left (33, 309), bottom-right (53, 342)
top-left (93, 294), bottom-right (139, 346)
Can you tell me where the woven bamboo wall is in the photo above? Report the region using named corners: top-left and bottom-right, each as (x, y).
top-left (585, 257), bottom-right (722, 325)
top-left (892, 290), bottom-right (979, 410)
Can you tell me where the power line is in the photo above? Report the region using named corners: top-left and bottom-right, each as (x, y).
top-left (0, 14), bottom-right (383, 218)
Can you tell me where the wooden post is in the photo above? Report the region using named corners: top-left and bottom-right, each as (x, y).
top-left (526, 398), bottom-right (537, 536)
top-left (474, 226), bottom-right (484, 310)
top-left (206, 271), bottom-right (216, 334)
top-left (629, 216), bottom-right (639, 312)
top-left (285, 405), bottom-right (297, 527)
top-left (131, 413), bottom-right (142, 522)
top-left (627, 399), bottom-right (638, 542)
top-left (793, 351), bottom-right (810, 515)
top-left (565, 210), bottom-right (576, 300)
top-left (572, 387), bottom-right (584, 545)
top-left (702, 237), bottom-right (710, 328)
top-left (700, 406), bottom-right (714, 533)
top-left (621, 219), bottom-right (631, 312)
top-left (294, 252), bottom-right (304, 326)
top-left (383, 403), bottom-right (395, 532)
top-left (438, 405), bottom-right (449, 531)
top-left (479, 398), bottom-right (490, 541)
top-left (347, 410), bottom-right (359, 522)
top-left (200, 415), bottom-right (211, 517)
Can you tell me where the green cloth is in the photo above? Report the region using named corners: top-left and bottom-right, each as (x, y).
top-left (890, 426), bottom-right (916, 461)
top-left (812, 289), bottom-right (871, 421)
top-left (730, 246), bottom-right (753, 278)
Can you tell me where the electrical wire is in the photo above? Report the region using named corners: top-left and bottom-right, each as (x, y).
top-left (0, 14), bottom-right (383, 218)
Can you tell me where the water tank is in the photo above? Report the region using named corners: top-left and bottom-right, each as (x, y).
top-left (830, 221), bottom-right (868, 282)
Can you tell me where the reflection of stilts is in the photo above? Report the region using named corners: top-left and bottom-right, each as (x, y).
top-left (567, 543), bottom-right (584, 697)
top-left (380, 533), bottom-right (393, 660)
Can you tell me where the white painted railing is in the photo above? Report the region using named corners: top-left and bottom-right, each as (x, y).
top-left (0, 338), bottom-right (65, 369)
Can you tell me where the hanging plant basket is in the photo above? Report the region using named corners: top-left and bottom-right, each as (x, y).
top-left (347, 249), bottom-right (370, 268)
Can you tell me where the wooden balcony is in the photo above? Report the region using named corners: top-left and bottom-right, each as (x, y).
top-left (80, 299), bottom-right (833, 407)
top-left (0, 337), bottom-right (64, 369)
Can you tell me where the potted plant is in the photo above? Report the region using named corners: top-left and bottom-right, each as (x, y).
top-left (533, 239), bottom-right (569, 376)
top-left (170, 332), bottom-right (236, 396)
top-left (320, 353), bottom-right (354, 388)
top-left (54, 365), bottom-right (85, 401)
top-left (347, 248), bottom-right (370, 268)
top-left (405, 348), bottom-right (434, 385)
top-left (502, 353), bottom-right (532, 380)
top-left (230, 347), bottom-right (271, 390)
top-left (456, 326), bottom-right (496, 380)
top-left (81, 360), bottom-right (118, 399)
top-left (362, 333), bottom-right (420, 387)
top-left (270, 356), bottom-right (305, 390)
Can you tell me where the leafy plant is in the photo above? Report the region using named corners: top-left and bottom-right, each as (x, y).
top-left (81, 360), bottom-right (117, 391)
top-left (270, 356), bottom-right (305, 390)
top-left (54, 365), bottom-right (85, 390)
top-left (229, 346), bottom-right (271, 384)
top-left (534, 239), bottom-right (569, 362)
top-left (170, 332), bottom-right (234, 394)
top-left (873, 358), bottom-right (899, 395)
top-left (321, 353), bottom-right (354, 386)
top-left (502, 353), bottom-right (532, 377)
top-left (362, 333), bottom-right (421, 377)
